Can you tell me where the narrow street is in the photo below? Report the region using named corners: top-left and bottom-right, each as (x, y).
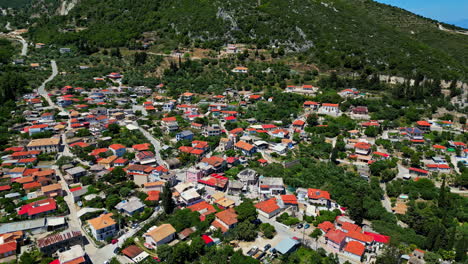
top-left (37, 60), bottom-right (60, 109)
top-left (132, 122), bottom-right (166, 166)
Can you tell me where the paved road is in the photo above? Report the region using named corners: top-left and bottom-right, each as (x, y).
top-left (38, 60), bottom-right (60, 109)
top-left (18, 36), bottom-right (27, 56)
top-left (132, 122), bottom-right (166, 167)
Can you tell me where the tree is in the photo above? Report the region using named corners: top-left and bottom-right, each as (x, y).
top-left (235, 199), bottom-right (257, 222)
top-left (260, 223), bottom-right (276, 239)
top-left (233, 221), bottom-right (257, 241)
top-left (134, 52), bottom-right (148, 65)
top-left (310, 228), bottom-right (322, 250)
top-left (375, 246), bottom-right (402, 264)
top-left (364, 126), bottom-right (379, 137)
top-left (161, 182), bottom-right (175, 214)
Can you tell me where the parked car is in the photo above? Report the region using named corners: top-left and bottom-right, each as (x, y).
top-left (304, 224), bottom-right (310, 229)
top-left (111, 239), bottom-right (118, 244)
top-left (264, 244), bottom-right (271, 251)
top-left (296, 223), bottom-right (303, 229)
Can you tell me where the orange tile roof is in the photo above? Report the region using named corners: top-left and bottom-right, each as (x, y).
top-left (346, 231), bottom-right (373, 243)
top-left (280, 194), bottom-right (298, 205)
top-left (307, 188), bottom-right (330, 200)
top-left (255, 198), bottom-right (279, 214)
top-left (215, 208), bottom-right (238, 226)
top-left (344, 241), bottom-right (365, 256)
top-left (87, 213), bottom-right (116, 230)
top-left (318, 221), bottom-right (335, 232)
top-left (235, 141), bottom-right (254, 151)
top-left (341, 222), bottom-right (362, 233)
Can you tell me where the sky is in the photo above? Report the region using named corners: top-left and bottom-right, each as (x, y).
top-left (375, 0), bottom-right (468, 28)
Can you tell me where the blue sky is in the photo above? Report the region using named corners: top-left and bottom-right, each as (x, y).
top-left (375, 0), bottom-right (468, 28)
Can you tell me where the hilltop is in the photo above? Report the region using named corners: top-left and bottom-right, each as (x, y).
top-left (0, 0), bottom-right (465, 81)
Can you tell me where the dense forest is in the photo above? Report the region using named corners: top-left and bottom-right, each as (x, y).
top-left (0, 0), bottom-right (463, 81)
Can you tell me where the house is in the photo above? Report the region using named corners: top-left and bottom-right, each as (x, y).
top-left (234, 141), bottom-right (256, 156)
top-left (405, 127), bottom-right (424, 140)
top-left (176, 130), bottom-right (194, 142)
top-left (0, 240), bottom-right (17, 262)
top-left (339, 88), bottom-right (359, 98)
top-left (278, 194), bottom-right (298, 208)
top-left (275, 237), bottom-right (300, 255)
top-left (255, 198), bottom-right (281, 219)
top-left (97, 155), bottom-right (118, 169)
top-left (25, 124), bottom-right (50, 136)
top-left (57, 245), bottom-right (86, 264)
top-left (178, 227), bottom-right (196, 241)
top-left (144, 181), bottom-right (165, 192)
top-left (41, 184), bottom-right (62, 198)
top-left (187, 201), bottom-right (216, 221)
top-left (132, 143), bottom-right (151, 152)
top-left (237, 169), bottom-right (258, 186)
top-left (409, 249), bottom-right (426, 264)
top-left (215, 197), bottom-right (235, 209)
top-left (211, 208), bottom-right (238, 233)
top-left (144, 224), bottom-right (176, 246)
top-left (87, 213), bottom-right (117, 241)
top-left (318, 103), bottom-right (340, 116)
top-left (354, 142), bottom-right (371, 155)
top-left (186, 168), bottom-right (204, 183)
top-left (115, 197), bottom-right (145, 216)
top-left (18, 198), bottom-right (56, 218)
top-left (181, 92), bottom-right (194, 101)
top-left (26, 138), bottom-right (61, 153)
top-left (307, 188), bottom-right (331, 207)
top-left (65, 167), bottom-right (87, 183)
top-left (325, 229), bottom-right (347, 251)
top-left (292, 120), bottom-right (306, 130)
top-left (161, 117), bottom-right (179, 132)
top-left (303, 101), bottom-right (319, 110)
top-left (136, 151), bottom-right (157, 165)
top-left (343, 241), bottom-right (365, 262)
top-left (351, 106), bottom-right (368, 115)
top-left (198, 174), bottom-right (229, 191)
top-left (259, 177), bottom-right (284, 196)
top-left (200, 156), bottom-right (226, 172)
top-left (113, 158), bottom-right (128, 167)
top-left (180, 188), bottom-right (202, 206)
top-left (122, 245), bottom-right (148, 262)
top-left (203, 125), bottom-right (222, 137)
top-left (409, 167), bottom-right (429, 177)
top-left (218, 137), bottom-right (234, 152)
top-left (37, 230), bottom-right (83, 255)
top-left (232, 66), bottom-right (248, 73)
top-left (109, 144), bottom-right (126, 157)
top-left (318, 221), bottom-right (335, 234)
top-left (416, 121), bottom-right (431, 132)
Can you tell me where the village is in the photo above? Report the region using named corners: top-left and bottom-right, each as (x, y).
top-left (0, 40), bottom-right (466, 264)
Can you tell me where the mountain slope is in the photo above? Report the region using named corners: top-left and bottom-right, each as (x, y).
top-left (22, 0), bottom-right (468, 80)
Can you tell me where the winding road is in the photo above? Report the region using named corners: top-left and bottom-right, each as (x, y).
top-left (38, 60), bottom-right (60, 109)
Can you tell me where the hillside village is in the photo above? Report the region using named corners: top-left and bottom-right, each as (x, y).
top-left (0, 3), bottom-right (465, 260)
top-left (0, 45), bottom-right (466, 264)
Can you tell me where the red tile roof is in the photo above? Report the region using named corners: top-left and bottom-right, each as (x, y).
top-left (318, 221), bottom-right (335, 233)
top-left (0, 241), bottom-right (16, 254)
top-left (307, 188), bottom-right (330, 200)
top-left (280, 194), bottom-right (298, 205)
top-left (344, 241), bottom-right (365, 256)
top-left (255, 198), bottom-right (279, 214)
top-left (416, 121), bottom-right (431, 127)
top-left (346, 231), bottom-right (373, 243)
top-left (354, 142), bottom-right (371, 150)
top-left (325, 229), bottom-right (346, 244)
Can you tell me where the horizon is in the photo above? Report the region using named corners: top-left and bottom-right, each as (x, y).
top-left (375, 0), bottom-right (468, 28)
